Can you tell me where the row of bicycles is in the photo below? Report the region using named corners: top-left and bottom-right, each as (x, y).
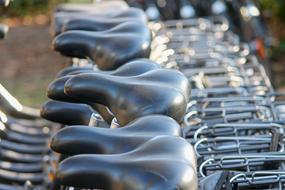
top-left (127, 0), bottom-right (272, 62)
top-left (46, 1), bottom-right (196, 189)
top-left (0, 0), bottom-right (285, 189)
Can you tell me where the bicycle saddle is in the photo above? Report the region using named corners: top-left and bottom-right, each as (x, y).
top-left (64, 69), bottom-right (190, 125)
top-left (46, 77), bottom-right (113, 123)
top-left (49, 59), bottom-right (160, 100)
top-left (62, 16), bottom-right (146, 34)
top-left (41, 100), bottom-right (94, 126)
top-left (51, 115), bottom-right (182, 155)
top-left (53, 7), bottom-right (147, 36)
top-left (56, 136), bottom-right (197, 190)
top-left (47, 59), bottom-right (160, 123)
top-left (53, 22), bottom-right (151, 70)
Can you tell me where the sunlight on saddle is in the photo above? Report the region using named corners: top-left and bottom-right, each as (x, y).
top-left (142, 41), bottom-right (150, 49)
top-left (182, 169), bottom-right (196, 185)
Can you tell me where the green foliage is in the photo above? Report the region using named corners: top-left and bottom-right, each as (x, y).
top-left (1, 0), bottom-right (285, 20)
top-left (260, 0), bottom-right (285, 22)
top-left (1, 0), bottom-right (67, 16)
top-left (6, 0), bottom-right (49, 16)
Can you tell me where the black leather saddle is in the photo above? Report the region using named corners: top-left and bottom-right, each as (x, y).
top-left (56, 136), bottom-right (197, 190)
top-left (41, 100), bottom-right (94, 126)
top-left (53, 7), bottom-right (147, 36)
top-left (62, 15), bottom-right (146, 34)
top-left (46, 75), bottom-right (114, 123)
top-left (45, 59), bottom-right (161, 123)
top-left (64, 69), bottom-right (190, 125)
top-left (51, 115), bottom-right (182, 155)
top-left (53, 21), bottom-right (151, 70)
top-left (48, 59), bottom-right (160, 101)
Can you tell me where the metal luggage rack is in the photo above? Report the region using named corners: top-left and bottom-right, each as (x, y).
top-left (150, 17), bottom-right (285, 189)
top-left (184, 103), bottom-right (272, 125)
top-left (229, 171), bottom-right (285, 190)
top-left (267, 93), bottom-right (285, 123)
top-left (182, 96), bottom-right (274, 127)
top-left (151, 21), bottom-right (274, 96)
top-left (201, 153), bottom-right (285, 189)
top-left (189, 122), bottom-right (284, 140)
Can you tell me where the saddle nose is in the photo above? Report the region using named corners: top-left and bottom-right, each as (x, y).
top-left (41, 100), bottom-right (94, 126)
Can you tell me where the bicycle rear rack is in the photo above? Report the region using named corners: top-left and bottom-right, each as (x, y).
top-left (151, 17), bottom-right (284, 189)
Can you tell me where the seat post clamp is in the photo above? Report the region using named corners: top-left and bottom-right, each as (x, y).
top-left (88, 113), bottom-right (104, 127)
top-left (110, 118), bottom-right (120, 128)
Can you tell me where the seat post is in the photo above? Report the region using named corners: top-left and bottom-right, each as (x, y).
top-left (88, 112), bottom-right (105, 127)
top-left (110, 118), bottom-right (120, 128)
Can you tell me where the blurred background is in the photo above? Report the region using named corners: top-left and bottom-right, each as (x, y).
top-left (0, 0), bottom-right (285, 107)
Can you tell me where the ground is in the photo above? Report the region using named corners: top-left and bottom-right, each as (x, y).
top-left (0, 23), bottom-right (65, 107)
